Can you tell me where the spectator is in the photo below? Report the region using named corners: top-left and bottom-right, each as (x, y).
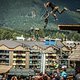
top-left (55, 68), bottom-right (60, 80)
top-left (61, 67), bottom-right (68, 80)
top-left (11, 76), bottom-right (17, 80)
top-left (75, 69), bottom-right (80, 80)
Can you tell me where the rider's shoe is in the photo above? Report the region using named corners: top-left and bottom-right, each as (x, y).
top-left (64, 7), bottom-right (68, 10)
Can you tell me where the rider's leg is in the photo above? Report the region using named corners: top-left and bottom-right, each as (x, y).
top-left (44, 18), bottom-right (48, 28)
top-left (43, 11), bottom-right (50, 19)
top-left (50, 11), bottom-right (58, 20)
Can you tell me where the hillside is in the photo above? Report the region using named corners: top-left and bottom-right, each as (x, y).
top-left (0, 0), bottom-right (80, 31)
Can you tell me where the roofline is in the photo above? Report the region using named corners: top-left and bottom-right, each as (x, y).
top-left (0, 44), bottom-right (24, 49)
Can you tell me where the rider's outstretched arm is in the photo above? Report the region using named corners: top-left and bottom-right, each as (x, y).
top-left (57, 7), bottom-right (68, 14)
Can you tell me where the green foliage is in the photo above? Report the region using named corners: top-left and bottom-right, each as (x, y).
top-left (0, 27), bottom-right (80, 41)
top-left (37, 29), bottom-right (80, 41)
top-left (67, 31), bottom-right (80, 41)
top-left (0, 27), bottom-right (29, 40)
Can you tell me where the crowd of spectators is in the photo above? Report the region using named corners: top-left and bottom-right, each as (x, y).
top-left (0, 65), bottom-right (80, 80)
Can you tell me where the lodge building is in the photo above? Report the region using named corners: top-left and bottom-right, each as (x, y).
top-left (0, 40), bottom-right (73, 71)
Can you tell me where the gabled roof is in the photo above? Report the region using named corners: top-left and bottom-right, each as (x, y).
top-left (56, 41), bottom-right (64, 49)
top-left (68, 45), bottom-right (80, 61)
top-left (17, 41), bottom-right (60, 50)
top-left (0, 40), bottom-right (22, 48)
top-left (18, 41), bottom-right (52, 50)
top-left (61, 41), bottom-right (72, 51)
top-left (0, 40), bottom-right (69, 51)
top-left (69, 52), bottom-right (80, 61)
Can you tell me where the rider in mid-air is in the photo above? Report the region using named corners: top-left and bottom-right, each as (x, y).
top-left (43, 1), bottom-right (68, 28)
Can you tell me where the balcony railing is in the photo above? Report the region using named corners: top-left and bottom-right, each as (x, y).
top-left (13, 63), bottom-right (25, 65)
top-left (0, 53), bottom-right (9, 55)
top-left (0, 58), bottom-right (9, 60)
top-left (13, 58), bottom-right (26, 60)
top-left (0, 62), bottom-right (9, 65)
top-left (13, 53), bottom-right (26, 56)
